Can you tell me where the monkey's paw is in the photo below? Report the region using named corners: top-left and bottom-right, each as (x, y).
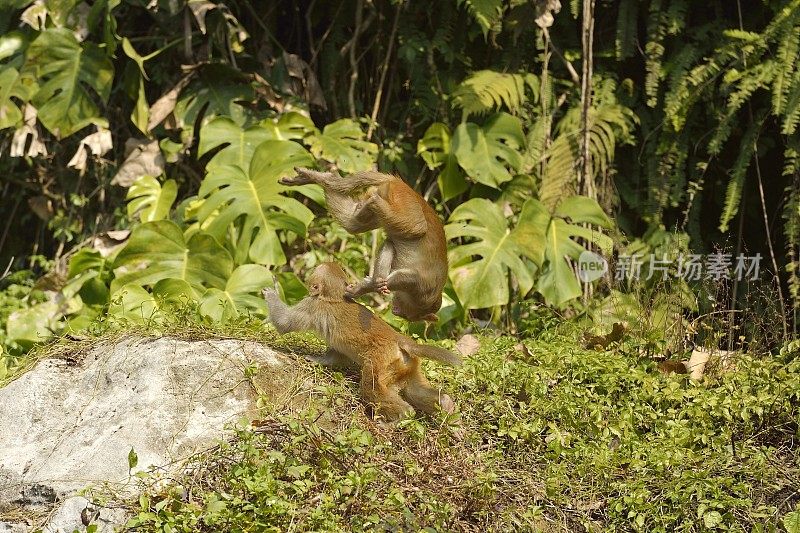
top-left (279, 175), bottom-right (312, 186)
top-left (261, 288), bottom-right (277, 299)
top-left (375, 277), bottom-right (391, 295)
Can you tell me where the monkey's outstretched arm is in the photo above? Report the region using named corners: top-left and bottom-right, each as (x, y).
top-left (262, 289), bottom-right (315, 333)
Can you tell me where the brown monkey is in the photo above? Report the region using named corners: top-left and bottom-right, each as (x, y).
top-left (280, 167), bottom-right (448, 322)
top-left (261, 262), bottom-right (460, 420)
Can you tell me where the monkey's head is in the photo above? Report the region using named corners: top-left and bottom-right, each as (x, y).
top-left (307, 262), bottom-right (349, 300)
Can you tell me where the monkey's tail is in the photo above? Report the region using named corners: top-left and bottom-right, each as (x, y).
top-left (402, 340), bottom-right (463, 367)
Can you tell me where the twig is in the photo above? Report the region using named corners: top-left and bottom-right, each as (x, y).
top-left (0, 194), bottom-right (22, 258)
top-left (347, 0), bottom-right (366, 119)
top-left (367, 2), bottom-right (402, 140)
top-left (753, 130), bottom-right (789, 339)
top-left (1, 256), bottom-right (13, 280)
top-left (542, 27), bottom-right (580, 85)
top-left (735, 0), bottom-right (788, 339)
top-left (578, 0), bottom-right (596, 198)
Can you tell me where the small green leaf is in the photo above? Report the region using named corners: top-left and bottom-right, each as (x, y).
top-left (126, 176), bottom-right (178, 223)
top-left (784, 509), bottom-right (800, 533)
top-left (128, 448), bottom-right (138, 470)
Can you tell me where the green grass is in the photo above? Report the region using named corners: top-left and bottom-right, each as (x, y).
top-left (68, 310), bottom-right (800, 532)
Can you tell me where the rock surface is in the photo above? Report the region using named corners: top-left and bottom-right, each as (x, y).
top-left (0, 336), bottom-right (293, 532)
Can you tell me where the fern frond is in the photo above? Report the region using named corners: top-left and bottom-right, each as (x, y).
top-left (452, 70), bottom-right (538, 119)
top-left (773, 22), bottom-right (799, 115)
top-left (719, 116), bottom-right (764, 232)
top-left (709, 61), bottom-right (776, 154)
top-left (539, 78), bottom-right (637, 210)
top-left (644, 0), bottom-right (689, 107)
top-left (783, 141), bottom-right (800, 303)
top-left (540, 129), bottom-right (579, 210)
top-left (782, 69), bottom-right (800, 134)
top-left (455, 0), bottom-right (503, 37)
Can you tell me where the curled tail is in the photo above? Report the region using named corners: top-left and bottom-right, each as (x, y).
top-left (400, 338), bottom-right (462, 367)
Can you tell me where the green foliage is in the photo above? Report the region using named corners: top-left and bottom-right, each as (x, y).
top-left (306, 119), bottom-right (378, 174)
top-left (446, 195), bottom-right (612, 308)
top-left (452, 112), bottom-right (525, 188)
top-left (22, 28), bottom-right (113, 137)
top-left (102, 324), bottom-right (800, 530)
top-left (111, 221), bottom-right (232, 294)
top-left (446, 198), bottom-right (541, 309)
top-left (194, 140), bottom-right (315, 266)
top-left (456, 0), bottom-right (504, 36)
top-left (452, 70), bottom-right (538, 119)
top-left (126, 176), bottom-right (178, 223)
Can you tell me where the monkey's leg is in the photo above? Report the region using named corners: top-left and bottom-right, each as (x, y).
top-left (403, 371), bottom-right (455, 415)
top-left (360, 362), bottom-right (415, 421)
top-left (308, 348), bottom-right (358, 370)
top-left (375, 268), bottom-right (419, 293)
top-left (346, 241), bottom-right (395, 298)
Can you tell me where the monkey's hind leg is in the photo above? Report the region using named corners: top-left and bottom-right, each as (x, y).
top-left (375, 268), bottom-right (419, 294)
top-left (360, 362), bottom-right (415, 421)
top-left (402, 370), bottom-right (455, 415)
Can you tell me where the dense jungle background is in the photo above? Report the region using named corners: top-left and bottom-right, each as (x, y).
top-left (4, 0), bottom-right (800, 530)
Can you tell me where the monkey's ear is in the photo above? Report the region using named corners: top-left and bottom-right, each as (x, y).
top-left (309, 283), bottom-right (321, 296)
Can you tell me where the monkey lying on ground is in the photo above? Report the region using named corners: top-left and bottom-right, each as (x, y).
top-left (280, 167), bottom-right (448, 322)
top-left (262, 262), bottom-right (460, 421)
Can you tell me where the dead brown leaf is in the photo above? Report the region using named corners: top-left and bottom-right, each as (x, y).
top-left (111, 139), bottom-right (165, 187)
top-left (92, 230), bottom-right (131, 257)
top-left (455, 334), bottom-right (480, 357)
top-left (146, 72), bottom-right (196, 132)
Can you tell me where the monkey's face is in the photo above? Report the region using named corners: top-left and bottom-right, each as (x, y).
top-left (308, 262), bottom-right (349, 300)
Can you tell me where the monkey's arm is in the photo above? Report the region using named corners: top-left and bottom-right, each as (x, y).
top-left (262, 289), bottom-right (315, 333)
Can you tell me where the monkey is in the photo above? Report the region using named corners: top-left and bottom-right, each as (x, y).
top-left (261, 262), bottom-right (460, 421)
top-left (279, 167), bottom-right (448, 323)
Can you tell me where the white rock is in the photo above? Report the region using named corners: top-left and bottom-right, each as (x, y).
top-left (0, 336), bottom-right (290, 532)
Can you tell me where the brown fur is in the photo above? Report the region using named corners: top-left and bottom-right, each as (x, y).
top-left (262, 262), bottom-right (459, 420)
top-left (280, 168), bottom-right (448, 322)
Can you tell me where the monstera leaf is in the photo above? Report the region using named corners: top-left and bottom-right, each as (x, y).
top-left (195, 140), bottom-right (315, 265)
top-left (446, 198), bottom-right (548, 309)
top-left (452, 112), bottom-right (524, 188)
top-left (199, 264), bottom-right (272, 322)
top-left (262, 111), bottom-right (316, 141)
top-left (198, 117), bottom-right (275, 171)
top-left (0, 62), bottom-right (34, 130)
top-left (22, 28), bottom-right (113, 137)
top-left (111, 220), bottom-right (232, 294)
top-left (535, 196), bottom-right (614, 306)
top-left (307, 118), bottom-right (378, 173)
top-left (417, 122), bottom-right (468, 201)
top-left (126, 176), bottom-right (178, 223)
top-left (173, 66), bottom-right (255, 131)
